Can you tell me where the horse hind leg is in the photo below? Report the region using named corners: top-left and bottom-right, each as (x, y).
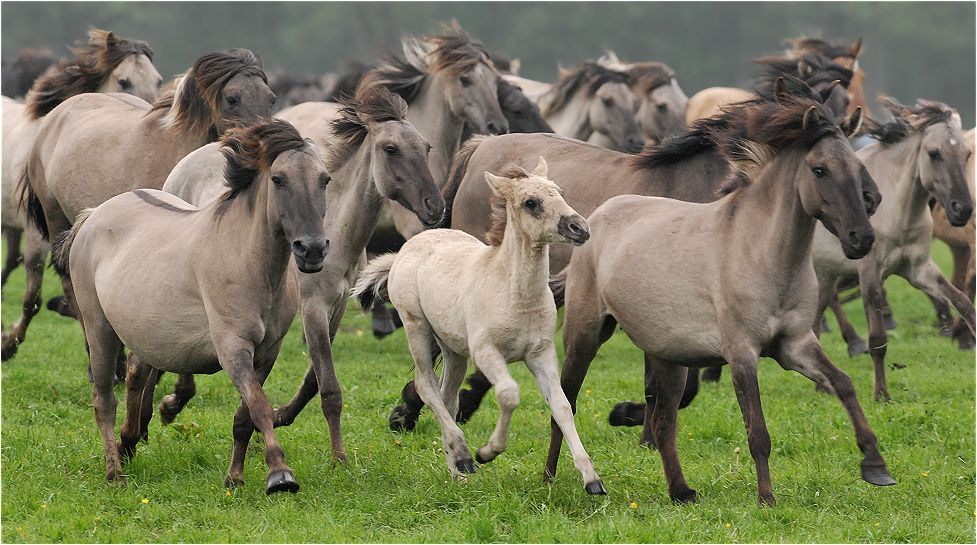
top-left (388, 339), bottom-right (442, 431)
top-left (84, 309), bottom-right (126, 484)
top-left (647, 356), bottom-right (698, 503)
top-left (827, 291), bottom-right (869, 357)
top-left (456, 369), bottom-right (492, 424)
top-left (118, 354), bottom-right (159, 460)
top-left (159, 373), bottom-right (196, 425)
top-left (1, 226), bottom-right (22, 287)
top-left (439, 346), bottom-right (468, 421)
top-left (471, 347), bottom-right (519, 465)
top-left (0, 232), bottom-right (48, 360)
top-left (726, 347), bottom-right (775, 505)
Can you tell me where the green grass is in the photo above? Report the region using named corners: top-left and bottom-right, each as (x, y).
top-left (1, 240), bottom-right (974, 543)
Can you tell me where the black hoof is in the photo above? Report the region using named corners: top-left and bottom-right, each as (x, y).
top-left (266, 469), bottom-right (300, 494)
top-left (46, 296), bottom-right (77, 318)
top-left (272, 407), bottom-right (296, 429)
top-left (456, 458), bottom-right (477, 474)
top-left (475, 448), bottom-right (496, 465)
top-left (585, 480), bottom-right (607, 495)
top-left (861, 463), bottom-right (896, 486)
top-left (608, 402), bottom-right (644, 427)
top-left (847, 338), bottom-right (869, 357)
top-left (883, 315), bottom-right (897, 331)
top-left (957, 336), bottom-right (976, 350)
top-left (388, 405), bottom-right (418, 432)
top-left (159, 404), bottom-right (177, 426)
top-left (671, 488), bottom-right (700, 504)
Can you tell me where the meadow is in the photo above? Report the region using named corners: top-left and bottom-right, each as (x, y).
top-left (1, 240), bottom-right (974, 543)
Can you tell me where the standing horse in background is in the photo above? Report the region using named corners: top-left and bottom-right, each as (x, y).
top-left (930, 128), bottom-right (976, 349)
top-left (598, 52), bottom-right (688, 142)
top-left (1, 29), bottom-right (161, 288)
top-left (161, 85), bottom-right (443, 463)
top-left (53, 119), bottom-right (330, 493)
top-left (546, 91), bottom-right (892, 505)
top-left (534, 62), bottom-right (643, 153)
top-left (812, 98), bottom-right (975, 401)
top-left (354, 159), bottom-right (605, 494)
top-left (2, 49), bottom-right (275, 361)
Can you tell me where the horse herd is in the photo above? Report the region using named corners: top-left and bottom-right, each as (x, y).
top-left (0, 24), bottom-right (973, 505)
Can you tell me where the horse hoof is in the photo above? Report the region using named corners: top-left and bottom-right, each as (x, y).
top-left (456, 390), bottom-right (483, 424)
top-left (388, 405), bottom-right (417, 432)
top-left (475, 447), bottom-right (497, 465)
top-left (608, 402), bottom-right (644, 427)
top-left (671, 488), bottom-right (700, 504)
top-left (224, 475), bottom-right (245, 489)
top-left (372, 322), bottom-right (396, 339)
top-left (861, 463), bottom-right (896, 486)
top-left (957, 337), bottom-right (976, 351)
top-left (159, 404), bottom-right (177, 426)
top-left (266, 470), bottom-right (300, 494)
top-left (455, 458), bottom-right (477, 474)
top-left (585, 480), bottom-right (607, 495)
top-left (759, 493), bottom-right (776, 506)
top-left (874, 391), bottom-right (891, 403)
top-left (0, 339), bottom-right (18, 361)
top-left (847, 338), bottom-right (869, 357)
top-left (883, 315), bottom-right (897, 331)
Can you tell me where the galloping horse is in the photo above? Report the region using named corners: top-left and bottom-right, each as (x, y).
top-left (52, 119), bottom-right (330, 493)
top-left (161, 85), bottom-right (443, 463)
top-left (354, 158), bottom-right (604, 494)
top-left (812, 98), bottom-right (975, 402)
top-left (546, 89), bottom-right (893, 505)
top-left (3, 49), bottom-right (274, 361)
top-left (1, 29), bottom-right (161, 287)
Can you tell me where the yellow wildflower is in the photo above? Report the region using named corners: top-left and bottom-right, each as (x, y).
top-left (725, 523), bottom-right (732, 529)
top-left (141, 498), bottom-right (150, 504)
top-left (629, 501), bottom-right (638, 509)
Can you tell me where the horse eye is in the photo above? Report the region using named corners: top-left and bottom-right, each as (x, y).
top-left (384, 145), bottom-right (398, 156)
top-left (226, 95), bottom-right (239, 106)
top-left (271, 175), bottom-right (283, 186)
top-left (118, 78), bottom-right (132, 90)
top-left (524, 198), bottom-right (539, 210)
top-left (928, 150), bottom-right (942, 161)
top-left (460, 76), bottom-right (472, 87)
top-left (320, 175), bottom-right (331, 189)
top-left (602, 97), bottom-right (614, 107)
top-left (811, 166), bottom-right (826, 178)
top-left (656, 103), bottom-right (668, 113)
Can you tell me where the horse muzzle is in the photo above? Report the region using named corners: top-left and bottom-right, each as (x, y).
top-left (947, 199), bottom-right (974, 227)
top-left (558, 215), bottom-right (591, 246)
top-left (292, 237), bottom-right (330, 273)
top-left (841, 229), bottom-right (875, 260)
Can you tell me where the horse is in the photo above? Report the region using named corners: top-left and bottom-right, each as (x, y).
top-left (1, 47), bottom-right (57, 99)
top-left (51, 119), bottom-right (329, 493)
top-left (598, 52), bottom-right (688, 143)
top-left (353, 158), bottom-right (605, 494)
top-left (545, 89), bottom-right (893, 505)
top-left (787, 36), bottom-right (866, 115)
top-left (267, 70), bottom-right (329, 111)
top-left (534, 62), bottom-right (643, 153)
top-left (2, 49), bottom-right (275, 361)
top-left (811, 98), bottom-right (975, 402)
top-left (930, 127), bottom-right (976, 349)
top-left (1, 29), bottom-right (161, 288)
top-left (160, 85), bottom-right (442, 463)
top-left (385, 77), bottom-right (880, 431)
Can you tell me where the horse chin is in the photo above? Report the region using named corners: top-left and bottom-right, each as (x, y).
top-left (841, 242), bottom-right (870, 260)
top-left (294, 257), bottom-right (324, 274)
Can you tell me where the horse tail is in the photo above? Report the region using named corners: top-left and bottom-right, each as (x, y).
top-left (549, 266), bottom-right (568, 308)
top-left (351, 253), bottom-right (397, 311)
top-left (18, 166), bottom-right (50, 241)
top-left (51, 208), bottom-right (94, 277)
top-left (440, 134), bottom-right (490, 228)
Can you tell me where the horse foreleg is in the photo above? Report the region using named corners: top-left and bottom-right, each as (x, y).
top-left (0, 233), bottom-right (48, 360)
top-left (0, 226), bottom-right (22, 287)
top-left (858, 262), bottom-right (890, 402)
top-left (906, 259), bottom-right (976, 338)
top-left (725, 347), bottom-right (774, 505)
top-left (299, 301), bottom-right (347, 462)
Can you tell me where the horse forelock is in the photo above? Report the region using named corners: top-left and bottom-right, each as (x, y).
top-left (423, 23), bottom-right (493, 77)
top-left (218, 118), bottom-right (307, 209)
top-left (328, 86), bottom-right (409, 171)
top-left (543, 62), bottom-right (631, 116)
top-left (25, 28), bottom-right (155, 119)
top-left (867, 97), bottom-right (956, 145)
top-left (628, 62), bottom-right (676, 93)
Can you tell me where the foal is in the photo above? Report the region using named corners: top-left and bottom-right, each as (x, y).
top-left (546, 92), bottom-right (895, 505)
top-left (353, 159), bottom-right (605, 494)
top-left (52, 120), bottom-right (330, 493)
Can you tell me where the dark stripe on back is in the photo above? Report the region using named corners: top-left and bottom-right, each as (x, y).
top-left (134, 189), bottom-right (196, 214)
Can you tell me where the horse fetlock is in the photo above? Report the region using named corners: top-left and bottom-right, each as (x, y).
top-left (224, 473), bottom-right (245, 490)
top-left (475, 445), bottom-right (499, 464)
top-left (388, 404), bottom-right (419, 432)
top-left (758, 492), bottom-right (777, 506)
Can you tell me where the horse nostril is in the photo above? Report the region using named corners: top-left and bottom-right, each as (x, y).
top-left (292, 241), bottom-right (308, 257)
top-left (568, 222), bottom-right (581, 234)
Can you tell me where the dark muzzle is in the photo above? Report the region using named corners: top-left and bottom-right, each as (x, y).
top-left (292, 237), bottom-right (330, 273)
top-left (558, 215), bottom-right (591, 246)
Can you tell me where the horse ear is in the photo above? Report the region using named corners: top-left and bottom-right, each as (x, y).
top-left (509, 58), bottom-right (521, 76)
top-left (843, 106), bottom-right (864, 137)
top-left (797, 59), bottom-right (813, 78)
top-left (850, 37), bottom-right (864, 59)
top-left (802, 105), bottom-right (819, 131)
top-left (484, 171), bottom-right (510, 197)
top-left (532, 156), bottom-right (548, 178)
top-left (103, 31), bottom-right (117, 48)
top-left (773, 77), bottom-right (787, 105)
top-left (820, 79), bottom-right (842, 102)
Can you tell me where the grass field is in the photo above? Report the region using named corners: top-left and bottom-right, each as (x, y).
top-left (1, 239), bottom-right (974, 543)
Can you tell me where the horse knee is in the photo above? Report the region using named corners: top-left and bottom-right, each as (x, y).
top-left (495, 381), bottom-right (520, 412)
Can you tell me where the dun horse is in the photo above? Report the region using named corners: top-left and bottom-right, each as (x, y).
top-left (812, 98), bottom-right (975, 401)
top-left (1, 29), bottom-right (160, 287)
top-left (353, 158), bottom-right (605, 494)
top-left (545, 90), bottom-right (893, 505)
top-left (51, 119), bottom-right (329, 493)
top-left (3, 49), bottom-right (275, 361)
top-left (598, 52), bottom-right (688, 143)
top-left (160, 85), bottom-right (443, 463)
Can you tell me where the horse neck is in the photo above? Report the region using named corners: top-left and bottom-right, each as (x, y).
top-left (489, 215), bottom-right (550, 302)
top-left (860, 136), bottom-right (930, 231)
top-left (407, 77), bottom-right (466, 186)
top-left (216, 182), bottom-right (291, 290)
top-left (323, 141), bottom-right (385, 271)
top-left (724, 153), bottom-right (817, 275)
top-left (542, 91), bottom-right (591, 140)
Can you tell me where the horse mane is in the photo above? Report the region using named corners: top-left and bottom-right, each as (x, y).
top-left (4, 48), bottom-right (57, 98)
top-left (863, 97), bottom-right (956, 145)
top-left (628, 62), bottom-right (676, 94)
top-left (356, 22), bottom-right (490, 104)
top-left (326, 85), bottom-right (408, 172)
top-left (541, 62), bottom-right (631, 117)
top-left (484, 166), bottom-right (531, 246)
top-left (634, 77), bottom-right (839, 194)
top-left (787, 36), bottom-right (857, 61)
top-left (754, 52), bottom-right (852, 94)
top-left (26, 28), bottom-right (154, 119)
top-left (150, 49), bottom-right (266, 139)
top-left (217, 118), bottom-right (308, 211)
